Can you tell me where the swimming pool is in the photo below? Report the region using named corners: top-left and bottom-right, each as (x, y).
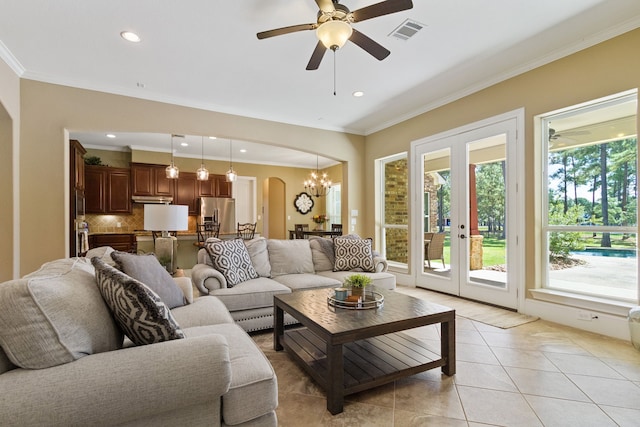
top-left (571, 248), bottom-right (637, 258)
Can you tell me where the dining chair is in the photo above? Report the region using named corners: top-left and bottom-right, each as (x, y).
top-left (424, 232), bottom-right (446, 269)
top-left (197, 222), bottom-right (220, 246)
top-left (331, 223), bottom-right (343, 234)
top-left (237, 222), bottom-right (257, 240)
top-left (294, 223), bottom-right (309, 239)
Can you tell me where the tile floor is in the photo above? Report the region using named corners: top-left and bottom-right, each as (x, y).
top-left (251, 289), bottom-right (640, 426)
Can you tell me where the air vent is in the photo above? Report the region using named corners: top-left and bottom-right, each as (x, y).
top-left (389, 19), bottom-right (425, 41)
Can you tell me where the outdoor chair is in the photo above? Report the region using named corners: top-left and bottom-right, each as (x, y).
top-left (424, 232), bottom-right (446, 269)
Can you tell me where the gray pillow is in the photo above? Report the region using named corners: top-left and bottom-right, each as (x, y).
top-left (333, 238), bottom-right (375, 272)
top-left (92, 257), bottom-right (185, 346)
top-left (267, 239), bottom-right (315, 277)
top-left (205, 239), bottom-right (259, 287)
top-left (111, 251), bottom-right (186, 309)
top-left (244, 237), bottom-right (271, 277)
top-left (309, 237), bottom-right (335, 272)
top-left (0, 258), bottom-right (123, 369)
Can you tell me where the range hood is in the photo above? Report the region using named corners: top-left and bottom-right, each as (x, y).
top-left (132, 195), bottom-right (174, 204)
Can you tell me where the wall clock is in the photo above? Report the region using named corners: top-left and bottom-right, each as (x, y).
top-left (294, 192), bottom-right (314, 214)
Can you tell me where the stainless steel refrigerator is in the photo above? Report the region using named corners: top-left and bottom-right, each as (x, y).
top-left (199, 197), bottom-right (236, 235)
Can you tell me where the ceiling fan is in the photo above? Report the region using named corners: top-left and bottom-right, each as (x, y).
top-left (257, 0), bottom-right (414, 70)
top-left (549, 128), bottom-right (591, 142)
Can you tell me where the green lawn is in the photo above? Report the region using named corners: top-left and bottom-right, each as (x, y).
top-left (442, 233), bottom-right (506, 267)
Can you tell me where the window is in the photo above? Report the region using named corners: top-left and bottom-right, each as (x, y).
top-left (326, 183), bottom-right (341, 226)
top-left (379, 153), bottom-right (408, 267)
top-left (541, 91), bottom-right (638, 302)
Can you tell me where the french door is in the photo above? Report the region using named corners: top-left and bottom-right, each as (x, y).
top-left (411, 111), bottom-right (523, 309)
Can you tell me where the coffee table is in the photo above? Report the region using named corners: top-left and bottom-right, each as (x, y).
top-left (274, 287), bottom-right (456, 414)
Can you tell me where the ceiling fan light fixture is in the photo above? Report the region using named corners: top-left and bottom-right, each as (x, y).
top-left (316, 20), bottom-right (352, 50)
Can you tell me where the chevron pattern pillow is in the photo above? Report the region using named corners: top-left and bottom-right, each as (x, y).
top-left (92, 257), bottom-right (185, 346)
top-left (333, 237), bottom-right (375, 272)
top-left (205, 239), bottom-right (259, 287)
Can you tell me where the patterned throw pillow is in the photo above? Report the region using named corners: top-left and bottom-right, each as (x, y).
top-left (91, 257), bottom-right (185, 346)
top-left (333, 238), bottom-right (375, 272)
top-left (205, 239), bottom-right (259, 287)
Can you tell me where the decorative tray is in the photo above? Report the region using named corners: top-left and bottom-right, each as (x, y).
top-left (327, 290), bottom-right (384, 310)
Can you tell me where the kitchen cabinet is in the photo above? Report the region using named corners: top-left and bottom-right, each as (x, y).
top-left (70, 139), bottom-right (86, 191)
top-left (175, 172), bottom-right (199, 214)
top-left (131, 163), bottom-right (175, 198)
top-left (85, 165), bottom-right (131, 214)
top-left (89, 233), bottom-right (136, 253)
top-left (198, 174), bottom-right (232, 198)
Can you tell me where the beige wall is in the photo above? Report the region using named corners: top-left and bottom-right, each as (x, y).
top-left (365, 28), bottom-right (640, 293)
top-left (0, 56), bottom-right (20, 281)
top-left (18, 81), bottom-right (362, 275)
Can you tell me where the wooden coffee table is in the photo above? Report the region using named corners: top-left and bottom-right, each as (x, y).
top-left (274, 287), bottom-right (456, 414)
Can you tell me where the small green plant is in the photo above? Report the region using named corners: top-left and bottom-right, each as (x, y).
top-left (344, 273), bottom-right (372, 288)
top-left (84, 155), bottom-right (104, 165)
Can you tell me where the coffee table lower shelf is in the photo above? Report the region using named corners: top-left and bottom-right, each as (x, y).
top-left (280, 327), bottom-right (445, 397)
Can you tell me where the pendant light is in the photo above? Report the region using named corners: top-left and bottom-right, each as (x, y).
top-left (226, 139), bottom-right (237, 182)
top-left (196, 136), bottom-right (209, 181)
top-left (165, 134), bottom-right (179, 179)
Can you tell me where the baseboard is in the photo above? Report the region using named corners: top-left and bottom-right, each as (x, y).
top-left (523, 298), bottom-right (632, 341)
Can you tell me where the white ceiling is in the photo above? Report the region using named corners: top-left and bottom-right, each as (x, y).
top-left (2, 0), bottom-right (640, 166)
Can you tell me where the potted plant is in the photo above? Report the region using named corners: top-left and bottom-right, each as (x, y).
top-left (344, 273), bottom-right (372, 298)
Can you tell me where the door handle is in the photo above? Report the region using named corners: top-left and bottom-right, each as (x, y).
top-left (459, 234), bottom-right (466, 239)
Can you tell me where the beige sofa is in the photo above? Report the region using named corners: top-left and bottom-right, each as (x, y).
top-left (191, 236), bottom-right (396, 332)
top-left (0, 249), bottom-right (277, 426)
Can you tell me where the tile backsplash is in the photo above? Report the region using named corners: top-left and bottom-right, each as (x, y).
top-left (85, 205), bottom-right (197, 233)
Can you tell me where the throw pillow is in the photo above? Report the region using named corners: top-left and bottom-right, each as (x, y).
top-left (333, 238), bottom-right (376, 272)
top-left (110, 251), bottom-right (186, 309)
top-left (244, 237), bottom-right (272, 278)
top-left (0, 258), bottom-right (123, 369)
top-left (92, 257), bottom-right (185, 346)
top-left (309, 237), bottom-right (335, 272)
top-left (205, 239), bottom-right (259, 287)
top-left (267, 239), bottom-right (315, 277)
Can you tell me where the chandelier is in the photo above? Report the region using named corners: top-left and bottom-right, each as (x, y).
top-left (304, 155), bottom-right (331, 197)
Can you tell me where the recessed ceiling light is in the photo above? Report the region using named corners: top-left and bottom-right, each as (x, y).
top-left (120, 31), bottom-right (141, 43)
top-left (105, 133), bottom-right (116, 139)
top-left (180, 142), bottom-right (188, 147)
top-left (353, 91), bottom-right (364, 97)
top-left (208, 136), bottom-right (217, 140)
top-left (240, 149), bottom-right (247, 153)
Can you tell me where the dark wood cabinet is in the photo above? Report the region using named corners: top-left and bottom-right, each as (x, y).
top-left (131, 163), bottom-right (176, 198)
top-left (89, 233), bottom-right (136, 253)
top-left (175, 172), bottom-right (199, 214)
top-left (215, 175), bottom-right (233, 198)
top-left (85, 165), bottom-right (131, 214)
top-left (70, 139), bottom-right (86, 191)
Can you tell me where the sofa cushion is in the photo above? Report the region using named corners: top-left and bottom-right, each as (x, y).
top-left (110, 251), bottom-right (186, 309)
top-left (183, 323), bottom-right (278, 425)
top-left (0, 258), bottom-right (123, 369)
top-left (267, 239), bottom-right (315, 277)
top-left (273, 273), bottom-right (341, 291)
top-left (205, 239), bottom-right (259, 287)
top-left (309, 237), bottom-right (335, 272)
top-left (208, 278), bottom-right (291, 312)
top-left (170, 296), bottom-right (234, 328)
top-left (333, 237), bottom-right (376, 272)
top-left (244, 237), bottom-right (271, 278)
top-left (92, 257), bottom-right (185, 346)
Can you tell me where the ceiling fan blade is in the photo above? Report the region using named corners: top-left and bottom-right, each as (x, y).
top-left (349, 29), bottom-right (390, 60)
top-left (315, 0), bottom-right (336, 13)
top-left (351, 0), bottom-right (413, 23)
top-left (257, 23), bottom-right (316, 40)
top-left (306, 41), bottom-right (327, 70)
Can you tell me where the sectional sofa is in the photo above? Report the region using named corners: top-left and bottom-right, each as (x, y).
top-left (191, 235), bottom-right (396, 332)
top-left (0, 247), bottom-right (277, 426)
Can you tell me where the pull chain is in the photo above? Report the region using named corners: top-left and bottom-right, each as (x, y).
top-left (333, 48), bottom-right (337, 96)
